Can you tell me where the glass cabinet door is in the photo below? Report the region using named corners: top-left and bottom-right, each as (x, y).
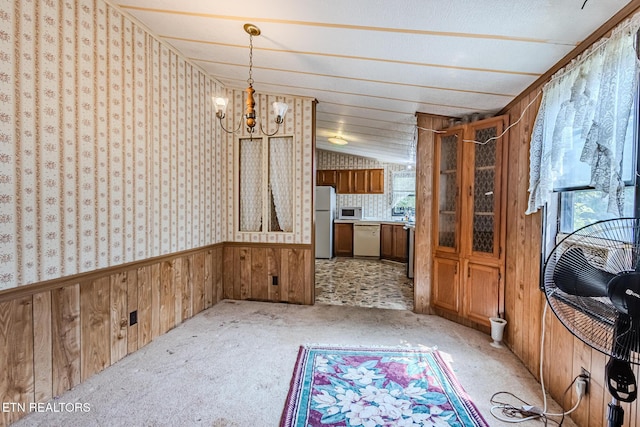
top-left (435, 131), bottom-right (461, 252)
top-left (470, 122), bottom-right (502, 258)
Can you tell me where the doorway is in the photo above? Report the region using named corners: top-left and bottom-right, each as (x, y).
top-left (315, 258), bottom-right (414, 310)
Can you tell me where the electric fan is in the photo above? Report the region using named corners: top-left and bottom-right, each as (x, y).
top-left (543, 218), bottom-right (640, 427)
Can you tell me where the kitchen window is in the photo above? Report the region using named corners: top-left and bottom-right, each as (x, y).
top-left (391, 170), bottom-right (415, 217)
top-left (239, 136), bottom-right (294, 233)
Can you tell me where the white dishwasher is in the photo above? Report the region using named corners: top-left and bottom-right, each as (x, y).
top-left (353, 223), bottom-right (381, 257)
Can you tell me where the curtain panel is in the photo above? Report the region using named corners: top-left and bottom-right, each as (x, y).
top-left (269, 137), bottom-right (294, 232)
top-left (240, 139), bottom-right (263, 231)
top-left (526, 14), bottom-right (640, 215)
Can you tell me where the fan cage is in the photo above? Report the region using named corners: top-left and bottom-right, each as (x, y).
top-left (544, 218), bottom-right (640, 365)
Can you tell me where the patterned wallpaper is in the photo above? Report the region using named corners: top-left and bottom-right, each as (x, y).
top-left (0, 0), bottom-right (313, 290)
top-left (221, 90), bottom-right (314, 245)
top-left (316, 150), bottom-right (408, 219)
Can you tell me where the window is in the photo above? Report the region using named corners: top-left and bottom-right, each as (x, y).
top-left (559, 187), bottom-right (636, 234)
top-left (239, 136), bottom-right (294, 233)
top-left (553, 116), bottom-right (636, 190)
top-left (555, 83), bottom-right (639, 234)
top-left (391, 170), bottom-right (415, 217)
top-left (556, 113), bottom-right (638, 234)
top-left (534, 19), bottom-right (640, 290)
top-left (527, 20), bottom-right (640, 216)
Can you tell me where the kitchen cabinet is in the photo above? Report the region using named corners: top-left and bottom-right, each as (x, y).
top-left (431, 116), bottom-right (507, 329)
top-left (334, 222), bottom-right (354, 257)
top-left (336, 170), bottom-right (352, 194)
top-left (317, 169), bottom-right (384, 194)
top-left (380, 224), bottom-right (408, 262)
top-left (368, 169), bottom-right (384, 193)
top-left (317, 169), bottom-right (337, 187)
top-left (352, 169), bottom-right (368, 193)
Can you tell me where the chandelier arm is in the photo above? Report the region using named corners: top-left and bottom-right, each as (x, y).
top-left (260, 121), bottom-right (281, 137)
top-left (217, 114), bottom-right (243, 134)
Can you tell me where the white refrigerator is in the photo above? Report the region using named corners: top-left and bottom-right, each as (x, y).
top-left (315, 186), bottom-right (336, 259)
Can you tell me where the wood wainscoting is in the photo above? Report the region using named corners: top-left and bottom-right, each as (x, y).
top-left (501, 3), bottom-right (640, 423)
top-left (504, 81), bottom-right (640, 427)
top-left (222, 243), bottom-right (314, 305)
top-left (0, 242), bottom-right (313, 427)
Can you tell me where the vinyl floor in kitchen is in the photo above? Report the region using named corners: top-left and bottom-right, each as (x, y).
top-left (315, 258), bottom-right (414, 310)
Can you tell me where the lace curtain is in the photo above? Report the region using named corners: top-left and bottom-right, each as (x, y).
top-left (240, 139), bottom-right (263, 231)
top-left (526, 15), bottom-right (640, 215)
top-left (269, 137), bottom-right (293, 232)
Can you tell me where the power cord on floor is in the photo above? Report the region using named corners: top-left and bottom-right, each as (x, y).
top-left (490, 377), bottom-right (584, 426)
top-left (490, 391), bottom-right (559, 426)
top-left (489, 302), bottom-right (588, 425)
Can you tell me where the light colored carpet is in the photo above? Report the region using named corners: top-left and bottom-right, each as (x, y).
top-left (13, 300), bottom-right (575, 427)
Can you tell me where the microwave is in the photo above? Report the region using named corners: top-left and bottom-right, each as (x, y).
top-left (339, 207), bottom-right (363, 220)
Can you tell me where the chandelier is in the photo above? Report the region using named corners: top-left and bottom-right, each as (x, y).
top-left (214, 24), bottom-right (288, 136)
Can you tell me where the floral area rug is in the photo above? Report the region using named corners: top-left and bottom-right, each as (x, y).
top-left (280, 345), bottom-right (488, 427)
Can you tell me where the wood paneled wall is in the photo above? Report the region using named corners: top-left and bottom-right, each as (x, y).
top-left (0, 245), bottom-right (225, 427)
top-left (504, 85), bottom-right (640, 427)
top-left (414, 114), bottom-right (449, 314)
top-left (0, 240), bottom-right (313, 427)
top-left (222, 244), bottom-right (314, 305)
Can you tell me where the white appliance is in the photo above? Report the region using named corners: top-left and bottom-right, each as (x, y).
top-left (315, 186), bottom-right (336, 259)
top-left (338, 206), bottom-right (363, 220)
top-left (405, 225), bottom-right (415, 278)
top-left (353, 223), bottom-right (381, 257)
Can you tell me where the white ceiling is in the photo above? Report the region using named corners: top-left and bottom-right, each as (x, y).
top-left (116, 0), bottom-right (631, 164)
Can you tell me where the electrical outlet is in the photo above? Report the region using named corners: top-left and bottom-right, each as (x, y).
top-left (129, 310), bottom-right (138, 326)
top-left (579, 367), bottom-right (590, 395)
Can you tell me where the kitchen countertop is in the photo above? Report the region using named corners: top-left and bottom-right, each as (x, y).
top-left (334, 218), bottom-right (415, 228)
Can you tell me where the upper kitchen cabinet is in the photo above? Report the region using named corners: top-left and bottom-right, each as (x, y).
top-left (431, 116), bottom-right (507, 329)
top-left (368, 169), bottom-right (384, 193)
top-left (336, 169), bottom-right (352, 194)
top-left (317, 169), bottom-right (338, 187)
top-left (318, 169), bottom-right (384, 194)
top-left (352, 169), bottom-right (369, 193)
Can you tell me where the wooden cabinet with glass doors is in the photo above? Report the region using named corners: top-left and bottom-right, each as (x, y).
top-left (431, 116), bottom-right (507, 330)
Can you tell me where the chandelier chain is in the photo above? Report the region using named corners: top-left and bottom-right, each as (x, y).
top-left (215, 24), bottom-right (287, 137)
top-left (247, 34), bottom-right (254, 86)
